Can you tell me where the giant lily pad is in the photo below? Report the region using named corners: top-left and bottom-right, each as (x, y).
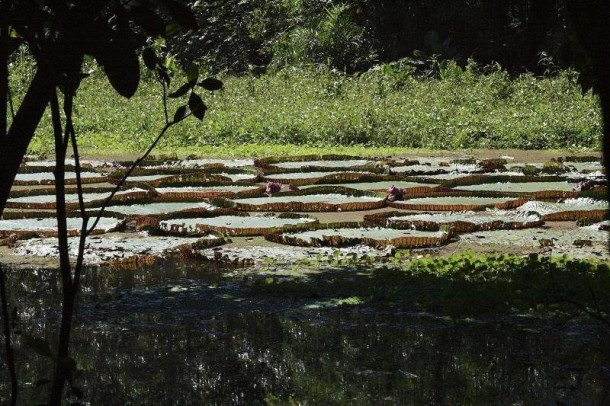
top-left (160, 215), bottom-right (318, 236)
top-left (13, 235), bottom-right (224, 264)
top-left (517, 198), bottom-right (609, 221)
top-left (155, 185), bottom-right (261, 199)
top-left (454, 181), bottom-right (578, 199)
top-left (265, 226), bottom-right (451, 248)
top-left (365, 211), bottom-right (542, 232)
top-left (0, 217), bottom-right (122, 237)
top-left (272, 160), bottom-right (369, 169)
top-left (106, 201), bottom-right (217, 217)
top-left (389, 196), bottom-right (528, 211)
top-left (6, 188), bottom-right (150, 210)
top-left (301, 181), bottom-right (437, 192)
top-left (232, 193), bottom-right (384, 212)
top-left (263, 171), bottom-right (373, 186)
top-left (13, 172), bottom-right (107, 186)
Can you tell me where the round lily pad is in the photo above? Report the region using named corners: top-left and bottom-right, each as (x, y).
top-left (107, 201), bottom-right (217, 216)
top-left (160, 215), bottom-right (317, 236)
top-left (266, 226), bottom-right (451, 248)
top-left (232, 194), bottom-right (384, 212)
top-left (389, 196), bottom-right (527, 211)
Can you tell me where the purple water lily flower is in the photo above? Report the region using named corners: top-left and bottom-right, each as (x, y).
top-left (577, 179), bottom-right (594, 191)
top-left (387, 185), bottom-right (406, 201)
top-left (265, 181), bottom-right (283, 194)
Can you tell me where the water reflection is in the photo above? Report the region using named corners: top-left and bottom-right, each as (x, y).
top-left (1, 263), bottom-right (609, 405)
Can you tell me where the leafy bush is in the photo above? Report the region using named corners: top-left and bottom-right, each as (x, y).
top-left (13, 62), bottom-right (601, 155)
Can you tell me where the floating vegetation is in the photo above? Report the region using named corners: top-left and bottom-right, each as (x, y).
top-left (0, 217), bottom-right (122, 238)
top-left (272, 159), bottom-right (369, 169)
top-left (232, 193), bottom-right (384, 212)
top-left (6, 188), bottom-right (150, 209)
top-left (302, 181), bottom-right (437, 192)
top-left (160, 215), bottom-right (318, 236)
top-left (364, 211), bottom-right (542, 232)
top-left (154, 185), bottom-right (260, 199)
top-left (13, 171), bottom-right (107, 186)
top-left (454, 181), bottom-right (578, 199)
top-left (389, 197), bottom-right (528, 211)
top-left (265, 225), bottom-right (451, 248)
top-left (517, 198), bottom-right (609, 221)
top-left (14, 235), bottom-right (223, 264)
top-left (106, 201), bottom-right (218, 217)
top-left (263, 171), bottom-right (373, 186)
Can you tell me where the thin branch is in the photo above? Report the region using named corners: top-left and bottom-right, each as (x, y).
top-left (65, 89), bottom-right (88, 290)
top-left (7, 84), bottom-right (14, 120)
top-left (86, 113), bottom-right (191, 236)
top-left (0, 265), bottom-right (18, 406)
top-left (161, 77), bottom-right (169, 124)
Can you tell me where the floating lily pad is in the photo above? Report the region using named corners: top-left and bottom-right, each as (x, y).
top-left (13, 235), bottom-right (224, 264)
top-left (301, 181), bottom-right (437, 192)
top-left (14, 172), bottom-right (107, 186)
top-left (232, 193), bottom-right (384, 212)
top-left (368, 211), bottom-right (542, 232)
top-left (154, 185), bottom-right (260, 199)
top-left (0, 217), bottom-right (122, 237)
top-left (454, 181), bottom-right (578, 198)
top-left (389, 196), bottom-right (527, 211)
top-left (160, 215), bottom-right (318, 236)
top-left (273, 160), bottom-right (369, 169)
top-left (265, 226), bottom-right (451, 248)
top-left (517, 198), bottom-right (609, 221)
top-left (107, 201), bottom-right (217, 217)
top-left (6, 188), bottom-right (149, 209)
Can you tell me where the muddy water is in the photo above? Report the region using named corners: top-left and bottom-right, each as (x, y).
top-left (2, 262), bottom-right (608, 405)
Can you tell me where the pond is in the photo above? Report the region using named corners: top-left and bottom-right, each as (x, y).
top-left (1, 261), bottom-right (608, 405)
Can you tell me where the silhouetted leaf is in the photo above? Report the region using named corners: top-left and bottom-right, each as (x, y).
top-left (156, 0), bottom-right (198, 31)
top-left (96, 43), bottom-right (140, 98)
top-left (173, 105), bottom-right (187, 122)
top-left (188, 93), bottom-right (206, 120)
top-left (142, 48), bottom-right (158, 70)
top-left (7, 38), bottom-right (23, 56)
top-left (156, 67), bottom-right (171, 86)
top-left (130, 6), bottom-right (167, 36)
top-left (23, 335), bottom-right (53, 358)
top-left (197, 77), bottom-right (223, 91)
top-left (168, 82), bottom-right (192, 98)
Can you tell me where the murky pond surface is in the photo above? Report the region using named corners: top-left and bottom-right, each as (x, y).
top-left (3, 153), bottom-right (609, 404)
top-left (1, 262), bottom-right (608, 405)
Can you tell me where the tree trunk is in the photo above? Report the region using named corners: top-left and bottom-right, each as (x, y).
top-left (0, 67), bottom-right (56, 217)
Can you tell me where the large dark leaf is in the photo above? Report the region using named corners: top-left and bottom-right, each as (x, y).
top-left (168, 82), bottom-right (192, 98)
top-left (198, 77), bottom-right (223, 91)
top-left (96, 42), bottom-right (140, 98)
top-left (188, 92), bottom-right (206, 120)
top-left (130, 5), bottom-right (167, 36)
top-left (142, 48), bottom-right (158, 70)
top-left (156, 0), bottom-right (198, 31)
top-left (173, 105), bottom-right (187, 122)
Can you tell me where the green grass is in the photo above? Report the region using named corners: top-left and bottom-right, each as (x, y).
top-left (10, 61), bottom-right (603, 156)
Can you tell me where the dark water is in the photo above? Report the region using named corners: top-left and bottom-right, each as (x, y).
top-left (1, 261), bottom-right (609, 405)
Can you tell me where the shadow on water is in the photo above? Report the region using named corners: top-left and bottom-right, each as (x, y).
top-left (1, 258), bottom-right (610, 405)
